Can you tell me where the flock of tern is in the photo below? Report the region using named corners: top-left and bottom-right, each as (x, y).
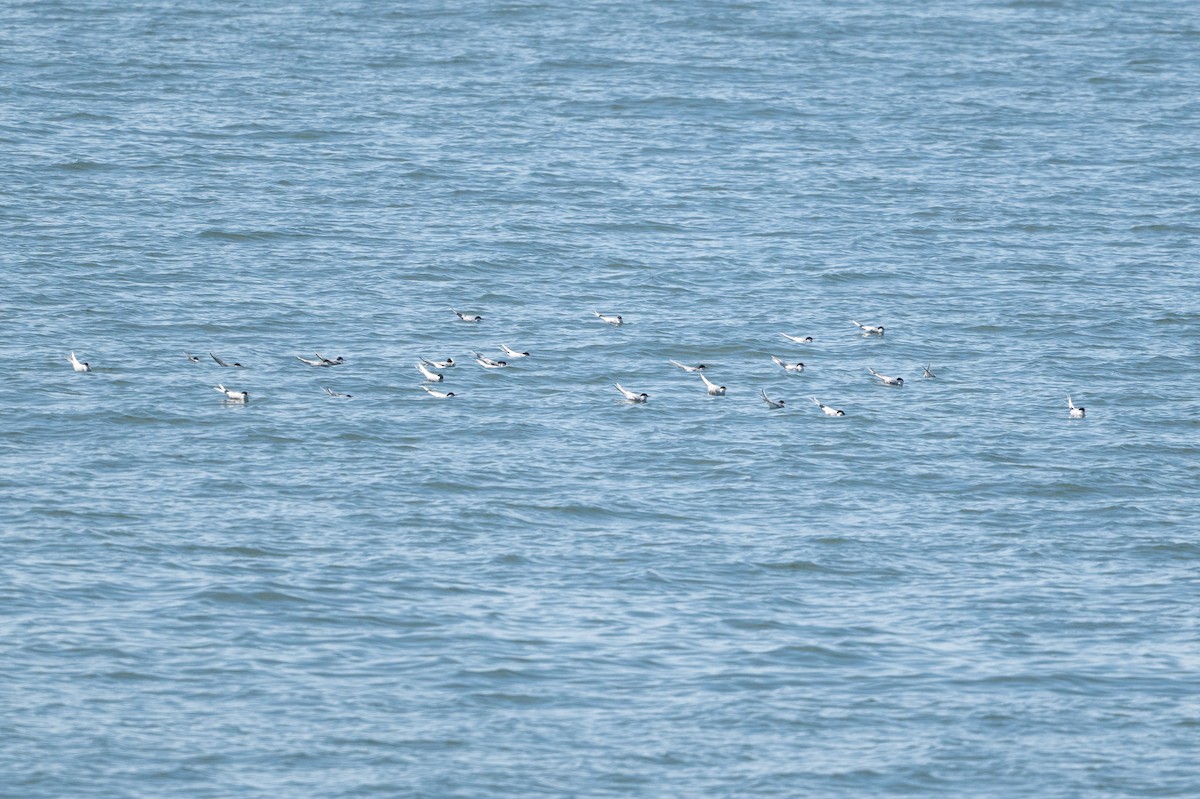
top-left (65, 311), bottom-right (1087, 419)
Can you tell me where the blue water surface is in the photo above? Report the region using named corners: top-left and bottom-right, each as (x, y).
top-left (3, 0), bottom-right (1199, 796)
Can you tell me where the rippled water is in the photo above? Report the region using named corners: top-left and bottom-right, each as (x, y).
top-left (4, 0), bottom-right (1200, 796)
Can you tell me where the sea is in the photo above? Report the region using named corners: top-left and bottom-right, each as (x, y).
top-left (2, 0), bottom-right (1199, 796)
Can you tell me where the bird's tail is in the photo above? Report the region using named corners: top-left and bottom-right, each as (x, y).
top-left (811, 396), bottom-right (821, 406)
top-left (214, 384), bottom-right (226, 394)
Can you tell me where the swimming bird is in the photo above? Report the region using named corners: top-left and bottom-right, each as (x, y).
top-left (594, 311), bottom-right (623, 326)
top-left (669, 360), bottom-right (707, 372)
top-left (296, 355), bottom-right (327, 367)
top-left (760, 389), bottom-right (785, 409)
top-left (923, 364), bottom-right (936, 379)
top-left (615, 383), bottom-right (648, 403)
top-left (452, 308), bottom-right (482, 322)
top-left (868, 368), bottom-right (903, 386)
top-left (421, 356), bottom-right (455, 369)
top-left (699, 372), bottom-right (726, 396)
top-left (214, 384), bottom-right (248, 402)
top-left (315, 353), bottom-right (345, 366)
top-left (771, 356), bottom-right (805, 373)
top-left (1068, 396), bottom-right (1085, 418)
top-left (210, 352), bottom-right (245, 368)
top-left (417, 362), bottom-right (444, 382)
top-left (471, 351), bottom-right (508, 369)
top-left (500, 344), bottom-right (529, 358)
top-left (851, 320), bottom-right (885, 336)
top-left (323, 387), bottom-right (352, 398)
top-left (68, 352), bottom-right (91, 372)
top-left (184, 353), bottom-right (201, 363)
top-left (779, 333), bottom-right (814, 344)
top-left (811, 396), bottom-right (844, 416)
top-left (422, 385), bottom-right (456, 399)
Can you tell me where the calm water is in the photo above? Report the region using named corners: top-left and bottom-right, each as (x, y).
top-left (3, 0), bottom-right (1199, 796)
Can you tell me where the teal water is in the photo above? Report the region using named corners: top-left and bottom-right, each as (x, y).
top-left (3, 1), bottom-right (1199, 796)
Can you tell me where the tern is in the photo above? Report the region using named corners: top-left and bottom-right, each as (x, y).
top-left (422, 385), bottom-right (456, 398)
top-left (214, 384), bottom-right (248, 402)
top-left (699, 372), bottom-right (726, 396)
top-left (184, 353), bottom-right (201, 363)
top-left (669, 360), bottom-right (707, 372)
top-left (315, 353), bottom-right (345, 366)
top-left (1067, 396), bottom-right (1086, 419)
top-left (851, 320), bottom-right (885, 336)
top-left (499, 344), bottom-right (529, 358)
top-left (323, 387), bottom-right (352, 398)
top-left (923, 364), bottom-right (936, 379)
top-left (594, 311), bottom-right (623, 326)
top-left (296, 355), bottom-right (327, 367)
top-left (451, 308), bottom-right (482, 322)
top-left (760, 389), bottom-right (785, 409)
top-left (210, 352), bottom-right (245, 368)
top-left (868, 368), bottom-right (904, 386)
top-left (471, 351), bottom-right (508, 368)
top-left (811, 397), bottom-right (845, 416)
top-left (779, 333), bottom-right (813, 344)
top-left (421, 356), bottom-right (455, 369)
top-left (67, 352), bottom-right (92, 372)
top-left (417, 362), bottom-right (444, 382)
top-left (615, 383), bottom-right (648, 403)
top-left (771, 356), bottom-right (805, 373)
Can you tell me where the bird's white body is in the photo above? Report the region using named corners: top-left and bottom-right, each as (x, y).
top-left (499, 345), bottom-right (529, 358)
top-left (315, 353), bottom-right (344, 366)
top-left (699, 373), bottom-right (726, 396)
top-left (1068, 396), bottom-right (1085, 418)
top-left (452, 308), bottom-right (482, 322)
top-left (422, 385), bottom-right (455, 398)
top-left (210, 353), bottom-right (244, 368)
top-left (417, 362), bottom-right (444, 382)
top-left (923, 364), bottom-right (936, 379)
top-left (760, 389), bottom-right (785, 409)
top-left (471, 351), bottom-right (508, 368)
top-left (421, 357), bottom-right (455, 369)
top-left (185, 353), bottom-right (201, 363)
top-left (669, 360), bottom-right (706, 372)
top-left (852, 320), bottom-right (885, 336)
top-left (323, 387), bottom-right (352, 398)
top-left (811, 396), bottom-right (845, 416)
top-left (297, 355), bottom-right (326, 367)
top-left (214, 384), bottom-right (248, 402)
top-left (615, 383), bottom-right (648, 402)
top-left (779, 333), bottom-right (813, 344)
top-left (68, 352), bottom-right (91, 372)
top-left (594, 311), bottom-right (623, 326)
top-left (771, 356), bottom-right (805, 373)
top-left (868, 368), bottom-right (903, 386)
